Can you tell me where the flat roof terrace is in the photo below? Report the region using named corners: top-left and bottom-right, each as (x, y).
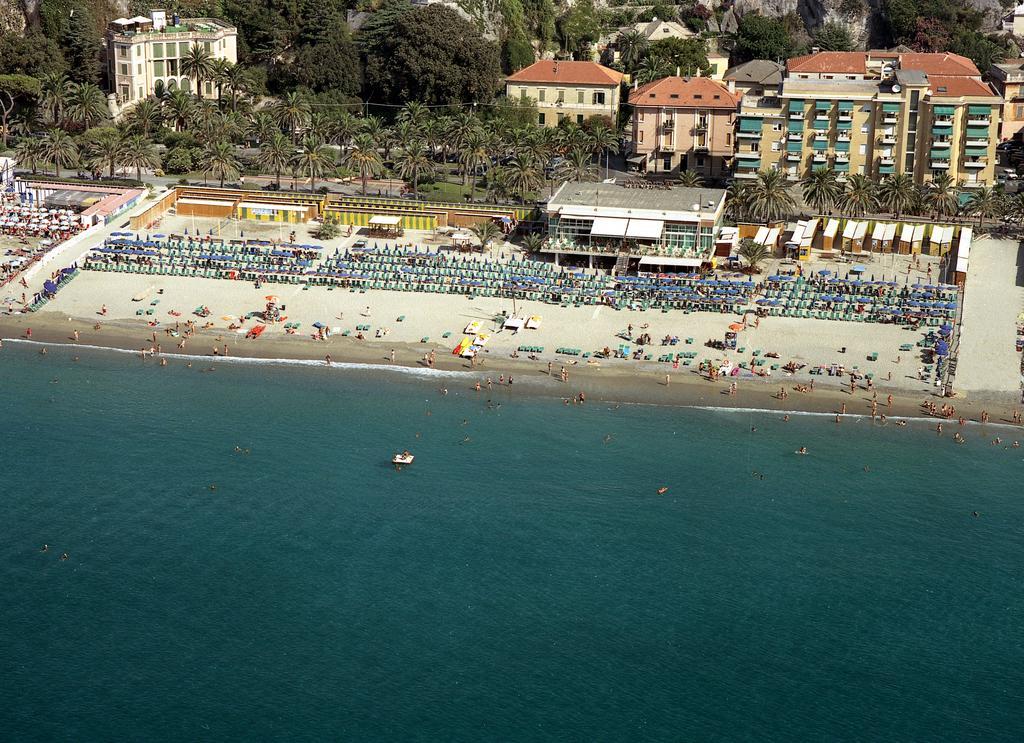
top-left (547, 182), bottom-right (725, 222)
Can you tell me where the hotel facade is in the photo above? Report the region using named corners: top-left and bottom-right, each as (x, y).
top-left (733, 51), bottom-right (1001, 188)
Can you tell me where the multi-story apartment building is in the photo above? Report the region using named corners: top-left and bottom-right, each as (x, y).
top-left (627, 76), bottom-right (739, 178)
top-left (106, 10), bottom-right (237, 107)
top-left (734, 51), bottom-right (1001, 188)
top-left (988, 62), bottom-right (1024, 141)
top-left (505, 61), bottom-right (624, 127)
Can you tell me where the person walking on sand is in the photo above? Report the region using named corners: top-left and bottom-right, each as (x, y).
top-left (73, 329), bottom-right (79, 342)
top-left (547, 361), bottom-right (552, 376)
top-left (665, 374), bottom-right (670, 386)
top-left (390, 349), bottom-right (395, 363)
top-left (887, 394), bottom-right (893, 408)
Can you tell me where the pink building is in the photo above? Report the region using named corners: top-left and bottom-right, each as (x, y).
top-left (628, 76), bottom-right (739, 179)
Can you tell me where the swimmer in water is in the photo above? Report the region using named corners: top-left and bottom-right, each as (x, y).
top-left (41, 544), bottom-right (48, 552)
top-left (60, 552), bottom-right (68, 561)
top-left (209, 484), bottom-right (217, 491)
top-left (896, 420), bottom-right (907, 427)
top-left (796, 447), bottom-right (808, 455)
top-left (783, 415), bottom-right (790, 422)
top-left (972, 511), bottom-right (979, 518)
top-left (1013, 441), bottom-right (1020, 448)
top-left (461, 435), bottom-right (471, 444)
top-left (657, 487), bottom-right (668, 495)
top-left (603, 434), bottom-right (614, 444)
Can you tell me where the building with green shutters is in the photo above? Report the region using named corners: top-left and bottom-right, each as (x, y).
top-left (733, 51), bottom-right (1001, 188)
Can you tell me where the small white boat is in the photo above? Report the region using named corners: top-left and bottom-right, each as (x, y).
top-left (392, 451), bottom-right (415, 466)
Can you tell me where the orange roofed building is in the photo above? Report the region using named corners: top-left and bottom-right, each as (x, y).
top-left (627, 76), bottom-right (739, 177)
top-left (505, 61), bottom-right (625, 127)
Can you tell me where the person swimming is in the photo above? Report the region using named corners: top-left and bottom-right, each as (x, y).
top-left (60, 553), bottom-right (68, 561)
top-left (657, 487), bottom-right (668, 495)
top-left (41, 544), bottom-right (48, 552)
top-left (796, 447), bottom-right (808, 455)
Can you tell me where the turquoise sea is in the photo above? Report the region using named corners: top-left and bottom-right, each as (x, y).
top-left (1, 342), bottom-right (1023, 741)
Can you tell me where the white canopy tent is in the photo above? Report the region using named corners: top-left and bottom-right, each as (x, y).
top-left (624, 219), bottom-right (664, 239)
top-left (368, 215), bottom-right (402, 227)
top-left (590, 217), bottom-right (629, 237)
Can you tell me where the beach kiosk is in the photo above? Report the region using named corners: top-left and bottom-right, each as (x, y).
top-left (367, 214), bottom-right (403, 238)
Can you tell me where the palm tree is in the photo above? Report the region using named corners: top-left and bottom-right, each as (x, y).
top-left (40, 129), bottom-right (78, 178)
top-left (15, 137), bottom-right (46, 175)
top-left (119, 135), bottom-right (159, 182)
top-left (332, 112), bottom-right (361, 150)
top-left (520, 232), bottom-right (544, 253)
top-left (925, 173), bottom-right (960, 219)
top-left (617, 29), bottom-right (648, 72)
top-left (446, 111), bottom-right (480, 177)
top-left (344, 133), bottom-right (383, 195)
top-left (307, 112), bottom-right (335, 143)
top-left (201, 140), bottom-right (240, 187)
top-left (125, 98), bottom-right (163, 137)
top-left (503, 153), bottom-right (543, 203)
top-left (209, 58), bottom-right (233, 106)
top-left (725, 180), bottom-right (753, 222)
top-left (398, 101), bottom-right (430, 130)
top-left (360, 114), bottom-right (385, 140)
top-left (38, 72), bottom-right (69, 127)
top-left (738, 238), bottom-right (771, 273)
top-left (635, 55), bottom-right (671, 85)
top-left (801, 167), bottom-right (842, 215)
top-left (470, 220), bottom-right (502, 251)
top-left (840, 174), bottom-right (877, 218)
top-left (291, 136), bottom-right (333, 193)
top-left (64, 82), bottom-right (108, 130)
top-left (556, 147), bottom-right (598, 183)
top-left (224, 63), bottom-right (251, 112)
top-left (588, 120), bottom-right (619, 179)
top-left (877, 173), bottom-right (916, 219)
top-left (460, 130), bottom-right (490, 200)
top-left (274, 91), bottom-right (311, 142)
top-left (749, 169), bottom-right (795, 223)
top-left (393, 140), bottom-right (433, 197)
top-left (485, 166), bottom-right (510, 203)
top-left (246, 112), bottom-right (278, 146)
top-left (258, 132), bottom-right (292, 188)
top-left (677, 170), bottom-right (704, 188)
top-left (963, 186), bottom-right (1002, 230)
top-left (164, 89), bottom-right (194, 132)
top-left (181, 43), bottom-right (214, 100)
top-left (85, 130), bottom-right (123, 178)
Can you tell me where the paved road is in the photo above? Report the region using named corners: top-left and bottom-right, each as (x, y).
top-left (954, 237), bottom-right (1024, 394)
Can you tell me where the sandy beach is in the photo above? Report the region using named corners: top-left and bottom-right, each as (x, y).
top-left (3, 211), bottom-right (1022, 424)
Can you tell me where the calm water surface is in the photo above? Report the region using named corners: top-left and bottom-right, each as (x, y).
top-left (1, 345), bottom-right (1022, 741)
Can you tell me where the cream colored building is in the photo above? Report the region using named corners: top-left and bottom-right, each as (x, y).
top-left (735, 51), bottom-right (1000, 188)
top-left (106, 10), bottom-right (237, 106)
top-left (506, 61), bottom-right (625, 127)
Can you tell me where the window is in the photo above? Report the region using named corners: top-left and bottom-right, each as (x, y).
top-left (557, 113), bottom-right (565, 123)
top-left (204, 42), bottom-right (211, 52)
top-left (859, 144), bottom-right (866, 155)
top-left (593, 91), bottom-right (605, 105)
top-left (696, 155), bottom-right (705, 166)
top-left (726, 133), bottom-right (731, 146)
top-left (538, 89), bottom-right (546, 103)
top-left (638, 111), bottom-right (644, 122)
top-left (152, 42), bottom-right (163, 57)
top-left (663, 156), bottom-right (672, 170)
top-left (771, 141), bottom-right (780, 152)
top-left (577, 90), bottom-right (584, 104)
top-left (861, 125), bottom-right (869, 134)
top-left (556, 89), bottom-right (565, 103)
top-left (179, 42), bottom-right (190, 56)
top-left (519, 88), bottom-right (526, 101)
top-left (119, 63), bottom-right (129, 76)
top-left (205, 82), bottom-right (213, 95)
top-left (153, 60), bottom-right (165, 76)
top-left (751, 142), bottom-right (760, 152)
top-left (576, 114), bottom-right (584, 124)
top-left (538, 113), bottom-right (545, 125)
top-left (118, 46), bottom-right (129, 58)
top-left (137, 87), bottom-right (143, 100)
top-left (1016, 104), bottom-right (1024, 118)
top-left (639, 131), bottom-right (644, 143)
top-left (772, 122), bottom-right (782, 131)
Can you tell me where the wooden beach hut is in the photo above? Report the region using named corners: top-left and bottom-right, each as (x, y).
top-left (798, 218), bottom-right (818, 261)
top-left (820, 218), bottom-right (840, 253)
top-left (953, 226), bottom-right (971, 286)
top-left (911, 224), bottom-right (925, 254)
top-left (897, 223), bottom-right (914, 254)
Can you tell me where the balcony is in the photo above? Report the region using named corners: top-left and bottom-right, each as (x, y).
top-left (966, 138), bottom-right (988, 148)
top-left (879, 133), bottom-right (897, 145)
top-left (931, 160), bottom-right (951, 169)
top-left (883, 115), bottom-right (899, 124)
top-left (693, 141), bottom-right (709, 152)
top-left (812, 153), bottom-right (827, 163)
top-left (967, 116), bottom-right (990, 126)
top-left (879, 157), bottom-right (896, 166)
top-left (738, 130), bottom-right (761, 139)
top-left (735, 170), bottom-right (759, 179)
top-left (837, 132), bottom-right (851, 142)
top-left (786, 152), bottom-right (802, 162)
top-left (788, 132), bottom-right (803, 141)
top-left (789, 111), bottom-right (804, 120)
top-left (659, 140), bottom-right (675, 152)
top-left (838, 112), bottom-right (853, 122)
top-left (835, 152), bottom-right (850, 162)
top-left (932, 139), bottom-right (951, 148)
top-left (660, 123), bottom-right (674, 134)
top-left (963, 159), bottom-right (987, 169)
top-left (694, 121), bottom-right (709, 132)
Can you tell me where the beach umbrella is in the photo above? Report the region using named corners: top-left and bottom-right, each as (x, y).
top-left (818, 269), bottom-right (831, 276)
top-left (851, 265), bottom-right (866, 273)
top-left (935, 340), bottom-right (949, 356)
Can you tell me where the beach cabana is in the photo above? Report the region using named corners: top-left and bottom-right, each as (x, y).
top-left (798, 218), bottom-right (818, 261)
top-left (821, 218), bottom-right (839, 253)
top-left (882, 222), bottom-right (897, 253)
top-left (911, 224), bottom-right (925, 254)
top-left (870, 222), bottom-right (896, 252)
top-left (753, 226), bottom-right (770, 246)
top-left (931, 225), bottom-right (954, 256)
top-left (841, 220), bottom-right (865, 253)
top-left (954, 226), bottom-right (972, 286)
top-left (897, 223), bottom-right (914, 254)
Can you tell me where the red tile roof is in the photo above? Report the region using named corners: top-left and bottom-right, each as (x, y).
top-left (786, 50), bottom-right (980, 77)
top-left (506, 61), bottom-right (624, 86)
top-left (897, 53), bottom-right (979, 76)
top-left (628, 76), bottom-right (739, 108)
top-left (928, 75), bottom-right (997, 98)
top-left (788, 52), bottom-right (867, 75)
